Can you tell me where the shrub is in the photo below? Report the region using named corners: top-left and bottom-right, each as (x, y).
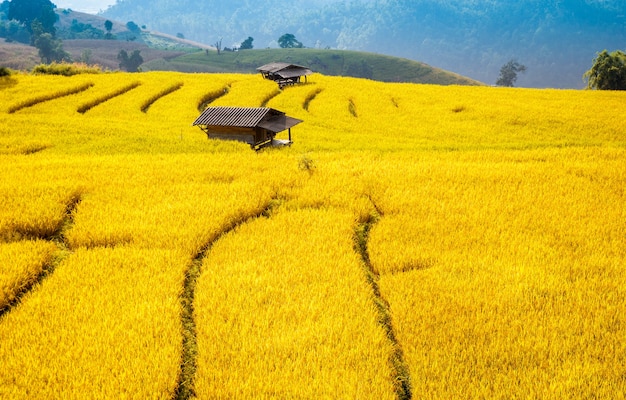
top-left (0, 66), bottom-right (12, 77)
top-left (32, 62), bottom-right (102, 76)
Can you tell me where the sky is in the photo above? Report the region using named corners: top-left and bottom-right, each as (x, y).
top-left (53, 0), bottom-right (116, 15)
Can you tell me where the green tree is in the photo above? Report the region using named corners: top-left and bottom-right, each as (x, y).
top-left (104, 19), bottom-right (114, 39)
top-left (496, 59), bottom-right (527, 87)
top-left (8, 0), bottom-right (57, 36)
top-left (126, 21), bottom-right (140, 32)
top-left (80, 48), bottom-right (92, 64)
top-left (117, 49), bottom-right (143, 72)
top-left (584, 50), bottom-right (626, 90)
top-left (278, 33), bottom-right (303, 48)
top-left (239, 36), bottom-right (253, 50)
top-left (1, 19), bottom-right (30, 43)
top-left (34, 32), bottom-right (70, 63)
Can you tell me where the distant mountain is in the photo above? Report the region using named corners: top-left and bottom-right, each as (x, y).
top-left (102, 0), bottom-right (626, 88)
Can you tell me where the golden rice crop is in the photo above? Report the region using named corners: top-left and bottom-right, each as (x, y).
top-left (209, 75), bottom-right (280, 108)
top-left (0, 70), bottom-right (624, 399)
top-left (62, 153), bottom-right (291, 254)
top-left (0, 74), bottom-right (85, 113)
top-left (141, 81), bottom-right (184, 112)
top-left (367, 148), bottom-right (626, 398)
top-left (0, 247), bottom-right (186, 399)
top-left (194, 208), bottom-right (397, 399)
top-left (7, 81), bottom-right (94, 113)
top-left (0, 177), bottom-right (83, 242)
top-left (0, 240), bottom-right (58, 310)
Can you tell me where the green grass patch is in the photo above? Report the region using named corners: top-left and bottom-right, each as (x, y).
top-left (144, 48), bottom-right (484, 86)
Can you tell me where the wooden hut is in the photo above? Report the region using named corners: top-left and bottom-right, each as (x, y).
top-left (192, 106), bottom-right (302, 150)
top-left (257, 62), bottom-right (313, 88)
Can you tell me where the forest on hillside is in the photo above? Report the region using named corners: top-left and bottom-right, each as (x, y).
top-left (102, 0), bottom-right (626, 88)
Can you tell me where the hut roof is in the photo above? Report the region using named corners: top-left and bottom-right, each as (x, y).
top-left (257, 62), bottom-right (313, 79)
top-left (192, 107), bottom-right (302, 133)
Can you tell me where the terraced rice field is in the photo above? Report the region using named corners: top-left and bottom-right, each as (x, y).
top-left (0, 70), bottom-right (624, 399)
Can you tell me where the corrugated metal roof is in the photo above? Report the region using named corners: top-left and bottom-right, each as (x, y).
top-left (192, 107), bottom-right (302, 133)
top-left (276, 68), bottom-right (313, 79)
top-left (257, 114), bottom-right (302, 132)
top-left (257, 62), bottom-right (293, 73)
top-left (257, 62), bottom-right (313, 78)
top-left (192, 107), bottom-right (271, 128)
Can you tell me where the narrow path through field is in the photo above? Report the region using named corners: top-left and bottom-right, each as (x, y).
top-left (355, 206), bottom-right (412, 400)
top-left (174, 200), bottom-right (279, 400)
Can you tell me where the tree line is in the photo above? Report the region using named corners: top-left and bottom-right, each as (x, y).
top-left (3, 0), bottom-right (68, 63)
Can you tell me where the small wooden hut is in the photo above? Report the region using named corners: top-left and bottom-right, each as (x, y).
top-left (192, 106), bottom-right (302, 150)
top-left (257, 62), bottom-right (313, 88)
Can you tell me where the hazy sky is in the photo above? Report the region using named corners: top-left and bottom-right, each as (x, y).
top-left (54, 0), bottom-right (116, 14)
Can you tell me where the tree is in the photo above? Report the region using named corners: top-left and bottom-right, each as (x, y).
top-left (126, 21), bottom-right (140, 32)
top-left (239, 36), bottom-right (253, 50)
top-left (34, 32), bottom-right (70, 63)
top-left (278, 33), bottom-right (303, 49)
top-left (8, 0), bottom-right (57, 36)
top-left (104, 19), bottom-right (113, 39)
top-left (214, 37), bottom-right (222, 55)
top-left (1, 19), bottom-right (30, 43)
top-left (80, 49), bottom-right (92, 64)
top-left (584, 50), bottom-right (626, 90)
top-left (496, 59), bottom-right (527, 87)
top-left (117, 49), bottom-right (143, 72)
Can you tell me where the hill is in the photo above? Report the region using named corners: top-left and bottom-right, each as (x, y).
top-left (142, 48), bottom-right (482, 85)
top-left (1, 9), bottom-right (481, 85)
top-left (101, 0), bottom-right (626, 88)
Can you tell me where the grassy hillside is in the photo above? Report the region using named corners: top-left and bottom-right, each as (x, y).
top-left (0, 71), bottom-right (624, 398)
top-left (143, 48), bottom-right (483, 85)
top-left (1, 40), bottom-right (483, 85)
